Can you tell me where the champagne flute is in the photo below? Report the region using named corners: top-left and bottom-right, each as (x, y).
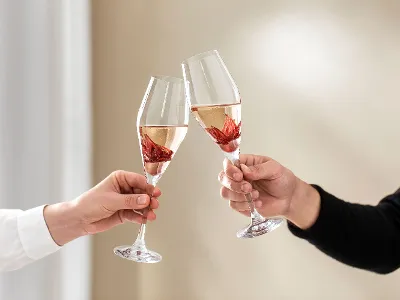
top-left (182, 50), bottom-right (283, 238)
top-left (114, 76), bottom-right (189, 263)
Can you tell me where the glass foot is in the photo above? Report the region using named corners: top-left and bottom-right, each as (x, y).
top-left (236, 218), bottom-right (284, 239)
top-left (114, 245), bottom-right (162, 263)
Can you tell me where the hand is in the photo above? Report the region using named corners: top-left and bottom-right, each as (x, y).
top-left (218, 154), bottom-right (320, 229)
top-left (44, 170), bottom-right (161, 245)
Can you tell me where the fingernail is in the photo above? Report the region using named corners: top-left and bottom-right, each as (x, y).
top-left (233, 173), bottom-right (241, 181)
top-left (251, 190), bottom-right (259, 199)
top-left (241, 183), bottom-right (252, 193)
top-left (241, 164), bottom-right (250, 173)
top-left (255, 200), bottom-right (262, 208)
top-left (137, 195), bottom-right (148, 205)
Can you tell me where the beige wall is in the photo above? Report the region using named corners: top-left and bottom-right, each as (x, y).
top-left (92, 0), bottom-right (400, 299)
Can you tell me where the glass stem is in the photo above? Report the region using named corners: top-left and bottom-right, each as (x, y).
top-left (135, 223), bottom-right (147, 244)
top-left (244, 193), bottom-right (261, 220)
top-left (133, 175), bottom-right (158, 247)
top-left (226, 149), bottom-right (265, 224)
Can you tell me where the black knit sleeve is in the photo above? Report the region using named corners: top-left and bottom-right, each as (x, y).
top-left (288, 185), bottom-right (400, 274)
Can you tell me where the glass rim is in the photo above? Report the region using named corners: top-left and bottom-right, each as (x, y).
top-left (181, 50), bottom-right (219, 64)
top-left (151, 75), bottom-right (183, 84)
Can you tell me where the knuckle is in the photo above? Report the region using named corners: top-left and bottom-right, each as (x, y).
top-left (111, 170), bottom-right (125, 185)
top-left (220, 187), bottom-right (229, 199)
top-left (229, 201), bottom-right (244, 212)
top-left (124, 194), bottom-right (136, 207)
top-left (112, 170), bottom-right (124, 178)
top-left (217, 171), bottom-right (225, 182)
top-left (253, 164), bottom-right (262, 174)
top-left (271, 162), bottom-right (284, 178)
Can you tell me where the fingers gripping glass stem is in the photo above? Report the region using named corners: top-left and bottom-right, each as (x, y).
top-left (227, 152), bottom-right (283, 239)
top-left (115, 177), bottom-right (161, 263)
top-left (229, 158), bottom-right (257, 217)
top-left (136, 175), bottom-right (158, 242)
top-left (228, 154), bottom-right (262, 219)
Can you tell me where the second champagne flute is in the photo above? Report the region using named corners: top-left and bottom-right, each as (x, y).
top-left (182, 50), bottom-right (283, 239)
top-left (113, 76), bottom-right (189, 263)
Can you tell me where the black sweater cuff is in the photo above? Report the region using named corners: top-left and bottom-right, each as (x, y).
top-left (288, 185), bottom-right (345, 240)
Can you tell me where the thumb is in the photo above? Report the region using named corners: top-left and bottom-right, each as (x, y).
top-left (240, 160), bottom-right (282, 181)
top-left (107, 193), bottom-right (151, 211)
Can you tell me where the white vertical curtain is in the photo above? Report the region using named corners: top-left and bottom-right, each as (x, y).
top-left (0, 1), bottom-right (91, 300)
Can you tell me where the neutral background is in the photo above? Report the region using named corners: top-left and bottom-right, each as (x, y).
top-left (0, 1), bottom-right (91, 300)
top-left (92, 0), bottom-right (400, 299)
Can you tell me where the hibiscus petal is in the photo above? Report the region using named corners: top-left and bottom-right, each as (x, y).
top-left (141, 134), bottom-right (174, 163)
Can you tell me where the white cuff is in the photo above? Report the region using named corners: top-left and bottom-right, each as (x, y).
top-left (17, 205), bottom-right (61, 260)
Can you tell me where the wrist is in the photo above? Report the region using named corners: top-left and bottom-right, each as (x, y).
top-left (43, 201), bottom-right (86, 246)
top-left (286, 179), bottom-right (321, 230)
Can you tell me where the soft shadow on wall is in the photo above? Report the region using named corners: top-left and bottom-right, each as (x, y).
top-left (92, 1), bottom-right (400, 300)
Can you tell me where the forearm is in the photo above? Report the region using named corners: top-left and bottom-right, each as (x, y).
top-left (287, 184), bottom-right (400, 274)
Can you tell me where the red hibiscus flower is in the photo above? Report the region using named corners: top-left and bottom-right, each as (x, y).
top-left (206, 114), bottom-right (241, 152)
top-left (141, 134), bottom-right (174, 163)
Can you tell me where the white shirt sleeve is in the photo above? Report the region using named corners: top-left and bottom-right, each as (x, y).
top-left (0, 205), bottom-right (61, 272)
